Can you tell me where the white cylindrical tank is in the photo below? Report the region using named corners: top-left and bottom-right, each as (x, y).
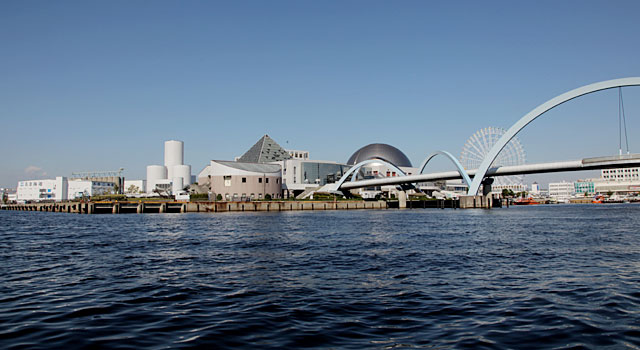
top-left (174, 165), bottom-right (192, 186)
top-left (164, 140), bottom-right (184, 167)
top-left (167, 166), bottom-right (175, 181)
top-left (172, 177), bottom-right (184, 194)
top-left (146, 165), bottom-right (167, 192)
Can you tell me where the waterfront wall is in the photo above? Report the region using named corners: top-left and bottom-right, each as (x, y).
top-left (2, 200), bottom-right (389, 214)
top-left (2, 197), bottom-right (494, 214)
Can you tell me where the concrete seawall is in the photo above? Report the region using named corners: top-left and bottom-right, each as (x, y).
top-left (2, 196), bottom-right (501, 214)
top-left (2, 200), bottom-right (390, 214)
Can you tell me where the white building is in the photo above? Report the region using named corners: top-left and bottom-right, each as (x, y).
top-left (124, 180), bottom-right (146, 194)
top-left (593, 167), bottom-right (640, 194)
top-left (491, 183), bottom-right (526, 194)
top-left (548, 181), bottom-right (574, 202)
top-left (17, 177), bottom-right (68, 202)
top-left (530, 182), bottom-right (540, 195)
top-left (601, 167), bottom-right (640, 182)
top-left (67, 180), bottom-right (115, 199)
top-left (16, 177), bottom-right (118, 202)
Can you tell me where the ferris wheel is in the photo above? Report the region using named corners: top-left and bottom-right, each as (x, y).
top-left (460, 127), bottom-right (526, 187)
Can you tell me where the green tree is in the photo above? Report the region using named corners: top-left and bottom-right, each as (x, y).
top-left (216, 194), bottom-right (223, 201)
top-left (265, 194), bottom-right (272, 200)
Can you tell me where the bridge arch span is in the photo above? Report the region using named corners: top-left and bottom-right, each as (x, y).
top-left (335, 159), bottom-right (407, 190)
top-left (418, 150), bottom-right (472, 188)
top-left (468, 77), bottom-right (640, 195)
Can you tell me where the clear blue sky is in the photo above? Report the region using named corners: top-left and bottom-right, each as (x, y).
top-left (2, 0), bottom-right (640, 188)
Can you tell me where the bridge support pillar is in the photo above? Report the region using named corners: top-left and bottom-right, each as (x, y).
top-left (482, 178), bottom-right (494, 196)
top-left (398, 191), bottom-right (407, 209)
top-left (459, 195), bottom-right (493, 209)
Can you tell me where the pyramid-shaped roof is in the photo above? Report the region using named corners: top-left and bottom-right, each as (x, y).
top-left (237, 134), bottom-right (292, 163)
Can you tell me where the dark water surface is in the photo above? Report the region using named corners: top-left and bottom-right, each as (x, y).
top-left (1, 205), bottom-right (640, 349)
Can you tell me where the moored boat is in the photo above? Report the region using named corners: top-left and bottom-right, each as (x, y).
top-left (514, 197), bottom-right (540, 205)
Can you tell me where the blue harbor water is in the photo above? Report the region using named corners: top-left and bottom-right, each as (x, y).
top-left (1, 205), bottom-right (640, 349)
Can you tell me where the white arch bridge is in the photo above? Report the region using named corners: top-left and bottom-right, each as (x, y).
top-left (318, 77), bottom-right (640, 196)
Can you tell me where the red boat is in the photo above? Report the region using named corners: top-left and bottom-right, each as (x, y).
top-left (514, 197), bottom-right (540, 205)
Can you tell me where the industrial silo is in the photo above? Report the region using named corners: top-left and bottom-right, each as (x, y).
top-left (164, 140), bottom-right (184, 167)
top-left (173, 165), bottom-right (192, 186)
top-left (172, 177), bottom-right (184, 194)
top-left (146, 165), bottom-right (167, 193)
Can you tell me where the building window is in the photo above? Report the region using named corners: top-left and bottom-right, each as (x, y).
top-left (224, 176), bottom-right (232, 187)
top-left (242, 177), bottom-right (246, 183)
top-left (266, 178), bottom-right (269, 183)
top-left (259, 178), bottom-right (262, 183)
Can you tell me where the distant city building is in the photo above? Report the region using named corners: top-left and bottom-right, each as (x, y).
top-left (1, 187), bottom-right (16, 204)
top-left (574, 180), bottom-right (595, 195)
top-left (601, 167), bottom-right (640, 182)
top-left (198, 160), bottom-right (282, 201)
top-left (548, 181), bottom-right (574, 202)
top-left (492, 184), bottom-right (526, 194)
top-left (530, 182), bottom-right (540, 195)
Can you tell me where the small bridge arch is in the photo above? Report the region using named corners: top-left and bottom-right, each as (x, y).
top-left (334, 158), bottom-right (408, 189)
top-left (418, 150), bottom-right (472, 188)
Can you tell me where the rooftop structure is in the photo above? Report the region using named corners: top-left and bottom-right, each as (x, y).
top-left (287, 149), bottom-right (309, 160)
top-left (347, 143), bottom-right (413, 168)
top-left (238, 135), bottom-right (292, 163)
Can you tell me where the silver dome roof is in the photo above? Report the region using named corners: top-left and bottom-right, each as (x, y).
top-left (347, 143), bottom-right (413, 167)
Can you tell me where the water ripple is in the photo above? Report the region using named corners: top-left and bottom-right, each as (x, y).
top-left (1, 206), bottom-right (640, 348)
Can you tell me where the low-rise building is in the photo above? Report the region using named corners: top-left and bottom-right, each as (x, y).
top-left (67, 180), bottom-right (115, 199)
top-left (17, 177), bottom-right (68, 202)
top-left (124, 180), bottom-right (146, 194)
top-left (198, 160), bottom-right (282, 201)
